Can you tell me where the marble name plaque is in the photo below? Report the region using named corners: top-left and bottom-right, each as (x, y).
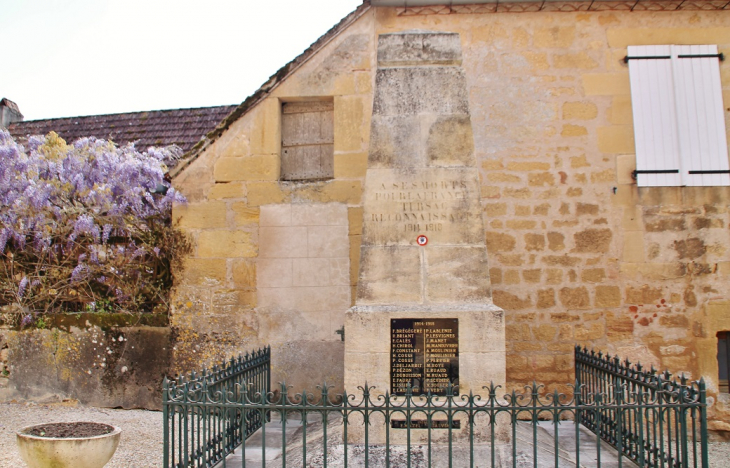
top-left (391, 318), bottom-right (459, 396)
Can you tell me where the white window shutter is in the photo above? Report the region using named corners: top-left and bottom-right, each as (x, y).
top-left (672, 45), bottom-right (730, 187)
top-left (628, 45), bottom-right (683, 187)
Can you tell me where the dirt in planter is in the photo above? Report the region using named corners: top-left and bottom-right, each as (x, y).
top-left (26, 422), bottom-right (114, 438)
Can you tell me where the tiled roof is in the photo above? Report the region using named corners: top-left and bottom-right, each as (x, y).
top-left (7, 105), bottom-right (237, 153)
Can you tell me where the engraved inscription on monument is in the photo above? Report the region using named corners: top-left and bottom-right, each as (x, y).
top-left (372, 180), bottom-right (470, 233)
top-left (362, 168), bottom-right (483, 245)
top-left (391, 419), bottom-right (461, 429)
top-left (391, 318), bottom-right (459, 396)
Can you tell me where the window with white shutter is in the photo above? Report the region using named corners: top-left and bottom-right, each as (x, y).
top-left (627, 45), bottom-right (729, 187)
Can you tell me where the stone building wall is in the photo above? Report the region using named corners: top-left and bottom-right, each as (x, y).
top-left (172, 5), bottom-right (730, 427)
top-left (171, 12), bottom-right (375, 394)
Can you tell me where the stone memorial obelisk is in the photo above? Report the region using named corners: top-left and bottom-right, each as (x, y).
top-left (344, 30), bottom-right (506, 438)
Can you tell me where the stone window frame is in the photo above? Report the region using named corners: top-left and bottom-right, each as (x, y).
top-left (627, 44), bottom-right (729, 188)
top-left (280, 99), bottom-right (334, 182)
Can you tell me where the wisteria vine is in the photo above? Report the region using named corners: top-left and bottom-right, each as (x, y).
top-left (0, 130), bottom-right (190, 317)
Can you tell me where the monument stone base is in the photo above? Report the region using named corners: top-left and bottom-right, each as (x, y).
top-left (345, 304), bottom-right (505, 395)
top-left (344, 304), bottom-right (506, 444)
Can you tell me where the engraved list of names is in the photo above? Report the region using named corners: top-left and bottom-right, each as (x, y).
top-left (391, 318), bottom-right (459, 396)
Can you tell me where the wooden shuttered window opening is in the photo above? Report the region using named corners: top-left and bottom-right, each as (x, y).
top-left (281, 100), bottom-right (334, 181)
top-left (628, 45), bottom-right (730, 187)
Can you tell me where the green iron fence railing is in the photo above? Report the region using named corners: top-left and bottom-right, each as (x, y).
top-left (163, 346), bottom-right (708, 468)
top-left (163, 346), bottom-right (270, 468)
top-left (575, 346), bottom-right (709, 468)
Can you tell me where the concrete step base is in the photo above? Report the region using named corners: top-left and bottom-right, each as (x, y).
top-left (215, 419), bottom-right (635, 467)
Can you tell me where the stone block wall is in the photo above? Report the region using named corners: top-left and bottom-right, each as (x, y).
top-left (0, 314), bottom-right (171, 409)
top-left (370, 7), bottom-right (730, 427)
top-left (257, 203), bottom-right (350, 390)
top-left (170, 14), bottom-right (375, 394)
top-left (172, 5), bottom-right (730, 426)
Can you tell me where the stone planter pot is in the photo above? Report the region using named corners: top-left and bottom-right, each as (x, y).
top-left (16, 422), bottom-right (121, 468)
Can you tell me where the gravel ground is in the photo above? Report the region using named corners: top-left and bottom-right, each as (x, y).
top-left (0, 401), bottom-right (729, 467)
top-left (0, 401), bottom-right (163, 468)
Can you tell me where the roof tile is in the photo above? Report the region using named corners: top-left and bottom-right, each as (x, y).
top-left (7, 105), bottom-right (237, 153)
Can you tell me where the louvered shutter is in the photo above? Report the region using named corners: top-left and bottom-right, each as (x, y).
top-left (628, 45), bottom-right (729, 187)
top-left (672, 45), bottom-right (730, 187)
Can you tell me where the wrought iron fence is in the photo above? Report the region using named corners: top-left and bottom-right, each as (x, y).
top-left (163, 346), bottom-right (270, 468)
top-left (163, 346), bottom-right (708, 468)
top-left (575, 346), bottom-right (709, 468)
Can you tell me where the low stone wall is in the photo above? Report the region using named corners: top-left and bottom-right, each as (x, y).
top-left (0, 314), bottom-right (171, 410)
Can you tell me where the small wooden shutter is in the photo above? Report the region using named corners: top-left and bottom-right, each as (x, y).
top-left (281, 101), bottom-right (334, 181)
top-left (672, 45), bottom-right (730, 187)
top-left (628, 45), bottom-right (683, 187)
top-left (628, 45), bottom-right (729, 187)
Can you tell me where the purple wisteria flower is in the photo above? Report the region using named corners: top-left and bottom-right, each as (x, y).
top-left (18, 277), bottom-right (28, 298)
top-left (0, 129), bottom-right (188, 313)
top-left (71, 264), bottom-right (89, 281)
top-left (20, 314), bottom-right (33, 328)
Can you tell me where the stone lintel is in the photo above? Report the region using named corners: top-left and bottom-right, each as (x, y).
top-left (377, 30), bottom-right (462, 67)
